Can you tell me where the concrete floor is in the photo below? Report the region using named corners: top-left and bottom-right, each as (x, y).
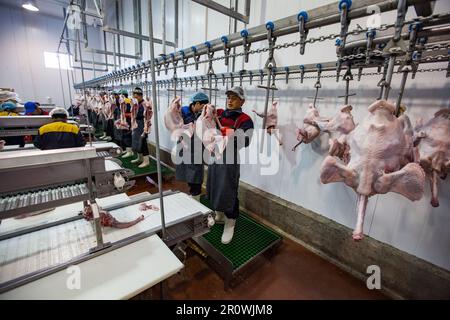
top-left (129, 173), bottom-right (387, 300)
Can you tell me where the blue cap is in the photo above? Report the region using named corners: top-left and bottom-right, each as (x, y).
top-left (1, 101), bottom-right (17, 111)
top-left (24, 101), bottom-right (37, 114)
top-left (190, 92), bottom-right (209, 104)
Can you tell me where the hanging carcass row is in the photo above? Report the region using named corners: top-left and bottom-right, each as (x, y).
top-left (320, 100), bottom-right (426, 241)
top-left (414, 109), bottom-right (450, 207)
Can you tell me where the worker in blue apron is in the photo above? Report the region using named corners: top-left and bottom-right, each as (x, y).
top-left (206, 86), bottom-right (254, 244)
top-left (175, 92), bottom-right (209, 200)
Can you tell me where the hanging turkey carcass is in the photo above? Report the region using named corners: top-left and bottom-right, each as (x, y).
top-left (320, 100), bottom-right (426, 241)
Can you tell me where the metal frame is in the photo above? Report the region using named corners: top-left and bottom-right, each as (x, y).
top-left (102, 27), bottom-right (177, 48)
top-left (191, 0), bottom-right (251, 24)
top-left (193, 230), bottom-right (282, 290)
top-left (0, 190), bottom-right (213, 294)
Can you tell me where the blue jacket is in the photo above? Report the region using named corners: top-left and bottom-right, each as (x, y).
top-left (181, 106), bottom-right (201, 124)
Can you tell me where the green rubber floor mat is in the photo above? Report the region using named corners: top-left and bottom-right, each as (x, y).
top-left (119, 154), bottom-right (173, 177)
top-left (200, 196), bottom-right (281, 270)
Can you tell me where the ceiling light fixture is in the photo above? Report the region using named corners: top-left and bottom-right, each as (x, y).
top-left (22, 0), bottom-right (39, 12)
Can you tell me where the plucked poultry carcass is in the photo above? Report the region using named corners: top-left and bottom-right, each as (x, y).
top-left (164, 97), bottom-right (194, 142)
top-left (195, 104), bottom-right (228, 157)
top-left (114, 95), bottom-right (130, 130)
top-left (414, 109), bottom-right (450, 207)
top-left (320, 100), bottom-right (426, 241)
top-left (292, 104), bottom-right (356, 159)
top-left (253, 101), bottom-right (283, 145)
top-left (319, 105), bottom-right (356, 162)
top-left (83, 205), bottom-right (144, 229)
top-left (142, 98), bottom-right (154, 136)
top-left (292, 104), bottom-right (323, 151)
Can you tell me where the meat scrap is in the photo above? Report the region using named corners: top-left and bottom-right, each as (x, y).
top-left (83, 206), bottom-right (144, 229)
top-left (320, 100), bottom-right (426, 241)
top-left (414, 109), bottom-right (450, 207)
top-left (138, 203), bottom-right (160, 211)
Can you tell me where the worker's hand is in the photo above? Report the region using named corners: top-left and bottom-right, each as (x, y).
top-left (132, 98), bottom-right (139, 106)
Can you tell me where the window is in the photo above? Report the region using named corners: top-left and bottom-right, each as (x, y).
top-left (44, 52), bottom-right (72, 70)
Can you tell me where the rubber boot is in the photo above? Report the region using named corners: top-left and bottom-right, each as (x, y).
top-left (131, 153), bottom-right (143, 164)
top-left (221, 217), bottom-right (236, 244)
top-left (121, 147), bottom-right (134, 158)
top-left (138, 155), bottom-right (150, 168)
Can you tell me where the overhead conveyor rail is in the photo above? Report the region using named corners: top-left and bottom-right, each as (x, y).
top-left (72, 0), bottom-right (448, 90)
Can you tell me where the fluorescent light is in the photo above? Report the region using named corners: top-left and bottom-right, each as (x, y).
top-left (22, 1), bottom-right (39, 12)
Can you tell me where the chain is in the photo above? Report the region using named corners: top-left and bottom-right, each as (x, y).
top-left (339, 50), bottom-right (384, 62)
top-left (419, 53), bottom-right (450, 62)
top-left (423, 43), bottom-right (450, 52)
top-left (79, 65), bottom-right (447, 90)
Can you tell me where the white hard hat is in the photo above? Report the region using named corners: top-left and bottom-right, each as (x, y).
top-left (50, 107), bottom-right (69, 118)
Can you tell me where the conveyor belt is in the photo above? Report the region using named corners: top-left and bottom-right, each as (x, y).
top-left (96, 151), bottom-right (111, 158)
top-left (0, 183), bottom-right (90, 219)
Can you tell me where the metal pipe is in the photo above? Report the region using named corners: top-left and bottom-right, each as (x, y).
top-left (72, 66), bottom-right (107, 72)
top-left (260, 71), bottom-right (272, 150)
top-left (192, 0), bottom-right (249, 23)
top-left (115, 0), bottom-right (121, 70)
top-left (102, 27), bottom-right (177, 47)
top-left (57, 52), bottom-right (67, 107)
top-left (162, 0), bottom-right (167, 55)
top-left (395, 68), bottom-right (409, 115)
top-left (175, 0), bottom-right (179, 47)
top-left (76, 28), bottom-right (93, 146)
top-left (231, 0), bottom-right (239, 73)
top-left (66, 65), bottom-right (73, 111)
top-left (148, 0), bottom-right (167, 241)
top-left (92, 51), bottom-right (96, 78)
top-left (113, 33), bottom-right (117, 72)
top-left (84, 48), bottom-right (141, 60)
top-left (82, 0), bottom-right (88, 48)
top-left (103, 31), bottom-right (109, 71)
top-left (383, 55), bottom-right (396, 100)
top-left (134, 0), bottom-right (143, 59)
